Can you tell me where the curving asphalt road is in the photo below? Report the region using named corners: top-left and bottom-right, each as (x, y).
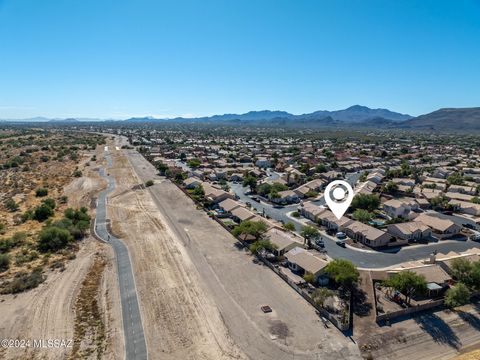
top-left (95, 150), bottom-right (148, 360)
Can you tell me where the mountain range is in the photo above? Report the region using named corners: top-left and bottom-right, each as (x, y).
top-left (1, 105), bottom-right (479, 132)
top-left (124, 105), bottom-right (412, 124)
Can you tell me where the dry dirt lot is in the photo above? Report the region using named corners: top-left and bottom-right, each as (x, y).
top-left (107, 148), bottom-right (247, 360)
top-left (109, 139), bottom-right (361, 360)
top-left (0, 144), bottom-right (124, 360)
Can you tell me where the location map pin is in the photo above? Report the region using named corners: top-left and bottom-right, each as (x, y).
top-left (324, 180), bottom-right (354, 220)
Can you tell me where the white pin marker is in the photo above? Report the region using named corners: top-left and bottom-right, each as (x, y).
top-left (324, 180), bottom-right (354, 220)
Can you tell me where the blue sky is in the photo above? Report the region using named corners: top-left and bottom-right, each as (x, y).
top-left (0, 0), bottom-right (479, 119)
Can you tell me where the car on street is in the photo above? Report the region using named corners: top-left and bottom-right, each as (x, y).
top-left (336, 240), bottom-right (346, 247)
top-left (336, 232), bottom-right (346, 239)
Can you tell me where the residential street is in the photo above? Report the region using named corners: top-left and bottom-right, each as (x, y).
top-left (229, 178), bottom-right (480, 269)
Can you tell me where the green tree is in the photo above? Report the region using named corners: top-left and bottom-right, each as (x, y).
top-left (192, 185), bottom-right (205, 201)
top-left (447, 172), bottom-right (464, 186)
top-left (444, 283), bottom-right (471, 308)
top-left (315, 164), bottom-right (327, 173)
top-left (351, 194), bottom-right (380, 212)
top-left (472, 197), bottom-right (480, 204)
top-left (256, 183), bottom-right (272, 197)
top-left (156, 162), bottom-right (168, 175)
top-left (232, 220), bottom-right (268, 241)
top-left (243, 175), bottom-right (258, 193)
top-left (383, 181), bottom-right (399, 194)
top-left (450, 258), bottom-right (473, 283)
top-left (303, 273), bottom-right (315, 284)
top-left (283, 222), bottom-right (295, 231)
top-left (429, 195), bottom-right (449, 211)
top-left (187, 158), bottom-right (201, 168)
top-left (325, 259), bottom-right (359, 289)
top-left (353, 209), bottom-right (374, 223)
top-left (313, 287), bottom-right (335, 307)
top-left (37, 226), bottom-right (73, 252)
top-left (249, 239), bottom-right (277, 254)
top-left (384, 271), bottom-right (427, 305)
top-left (301, 225), bottom-right (320, 247)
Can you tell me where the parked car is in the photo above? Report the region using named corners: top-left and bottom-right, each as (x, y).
top-left (336, 240), bottom-right (346, 248)
top-left (336, 232), bottom-right (346, 239)
top-left (463, 223), bottom-right (477, 230)
top-left (315, 239), bottom-right (325, 247)
top-left (471, 234), bottom-right (480, 242)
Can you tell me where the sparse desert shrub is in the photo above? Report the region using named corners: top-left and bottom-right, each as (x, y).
top-left (73, 169), bottom-right (82, 177)
top-left (0, 267), bottom-right (45, 294)
top-left (145, 180), bottom-right (154, 187)
top-left (33, 203), bottom-right (54, 222)
top-left (35, 188), bottom-right (48, 197)
top-left (37, 226), bottom-right (73, 252)
top-left (5, 198), bottom-right (19, 212)
top-left (0, 254), bottom-right (10, 272)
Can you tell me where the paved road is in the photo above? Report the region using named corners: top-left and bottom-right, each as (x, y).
top-left (96, 150), bottom-right (148, 360)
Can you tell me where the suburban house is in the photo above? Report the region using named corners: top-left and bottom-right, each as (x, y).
top-left (448, 199), bottom-right (480, 216)
top-left (184, 177), bottom-right (202, 189)
top-left (293, 179), bottom-right (324, 198)
top-left (283, 167), bottom-right (306, 186)
top-left (356, 180), bottom-right (377, 195)
top-left (230, 206), bottom-right (256, 223)
top-left (389, 265), bottom-right (452, 297)
top-left (284, 247), bottom-right (329, 284)
top-left (383, 198), bottom-right (418, 219)
top-left (387, 221), bottom-right (432, 243)
top-left (271, 190), bottom-right (299, 205)
top-left (448, 184), bottom-right (477, 195)
top-left (255, 157), bottom-right (271, 169)
top-left (265, 228), bottom-right (302, 256)
top-left (445, 191), bottom-right (474, 202)
top-left (413, 213), bottom-right (461, 239)
top-left (217, 198), bottom-right (242, 214)
top-left (344, 221), bottom-right (393, 248)
top-left (317, 210), bottom-right (353, 232)
top-left (203, 182), bottom-right (235, 204)
top-left (392, 178), bottom-right (416, 187)
top-left (299, 202), bottom-right (327, 222)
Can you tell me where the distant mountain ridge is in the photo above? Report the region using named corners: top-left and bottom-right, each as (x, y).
top-left (398, 107), bottom-right (480, 131)
top-left (2, 106), bottom-right (480, 132)
top-left (124, 105), bottom-right (412, 123)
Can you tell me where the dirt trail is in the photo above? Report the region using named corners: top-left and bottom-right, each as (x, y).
top-left (107, 149), bottom-right (247, 360)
